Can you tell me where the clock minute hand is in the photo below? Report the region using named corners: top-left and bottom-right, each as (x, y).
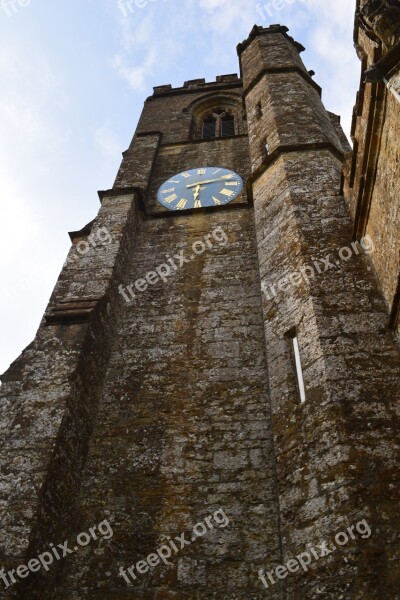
top-left (186, 177), bottom-right (234, 188)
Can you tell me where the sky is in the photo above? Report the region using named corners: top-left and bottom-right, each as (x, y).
top-left (0, 0), bottom-right (360, 375)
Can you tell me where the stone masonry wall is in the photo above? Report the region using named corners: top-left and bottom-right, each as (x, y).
top-left (49, 80), bottom-right (284, 600)
top-left (59, 206), bottom-right (283, 600)
top-left (343, 1), bottom-right (400, 334)
top-left (0, 189), bottom-right (143, 598)
top-left (1, 20), bottom-right (400, 600)
top-left (0, 75), bottom-right (285, 599)
top-left (240, 25), bottom-right (400, 599)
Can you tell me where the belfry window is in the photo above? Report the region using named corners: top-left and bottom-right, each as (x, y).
top-left (201, 110), bottom-right (236, 139)
top-left (221, 114), bottom-right (235, 137)
top-left (202, 116), bottom-right (217, 139)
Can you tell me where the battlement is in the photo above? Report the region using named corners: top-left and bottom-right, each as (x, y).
top-left (152, 73), bottom-right (241, 96)
top-left (237, 23), bottom-right (305, 55)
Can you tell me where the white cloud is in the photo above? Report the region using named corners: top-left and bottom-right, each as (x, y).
top-left (199, 0), bottom-right (251, 32)
top-left (110, 50), bottom-right (157, 91)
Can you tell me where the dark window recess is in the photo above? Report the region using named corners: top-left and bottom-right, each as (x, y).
top-left (202, 117), bottom-right (217, 139)
top-left (221, 115), bottom-right (235, 137)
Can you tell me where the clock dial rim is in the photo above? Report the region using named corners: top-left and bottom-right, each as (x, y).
top-left (157, 166), bottom-right (244, 211)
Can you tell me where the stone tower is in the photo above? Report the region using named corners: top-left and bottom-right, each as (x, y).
top-left (1, 22), bottom-right (400, 600)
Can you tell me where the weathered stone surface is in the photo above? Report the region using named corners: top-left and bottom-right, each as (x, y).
top-left (240, 23), bottom-right (400, 600)
top-left (343, 0), bottom-right (400, 335)
top-left (0, 17), bottom-right (399, 600)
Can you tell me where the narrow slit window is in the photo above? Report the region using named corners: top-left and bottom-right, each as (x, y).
top-left (202, 116), bottom-right (217, 139)
top-left (291, 334), bottom-right (306, 403)
top-left (221, 114), bottom-right (235, 137)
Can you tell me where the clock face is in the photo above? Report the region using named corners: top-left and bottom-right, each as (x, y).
top-left (157, 167), bottom-right (244, 211)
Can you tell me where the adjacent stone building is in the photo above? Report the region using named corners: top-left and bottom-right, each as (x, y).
top-left (343, 0), bottom-right (400, 335)
top-left (1, 9), bottom-right (400, 600)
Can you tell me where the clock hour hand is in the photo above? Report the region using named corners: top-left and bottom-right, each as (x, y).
top-left (186, 177), bottom-right (234, 188)
top-left (193, 184), bottom-right (201, 206)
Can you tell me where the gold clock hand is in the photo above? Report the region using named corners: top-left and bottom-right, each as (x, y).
top-left (193, 184), bottom-right (201, 205)
top-left (186, 177), bottom-right (235, 188)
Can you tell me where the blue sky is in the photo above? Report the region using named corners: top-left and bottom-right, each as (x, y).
top-left (0, 0), bottom-right (360, 374)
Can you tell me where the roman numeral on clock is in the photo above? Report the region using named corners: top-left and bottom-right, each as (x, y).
top-left (212, 196), bottom-right (222, 205)
top-left (220, 189), bottom-right (235, 197)
top-left (176, 199), bottom-right (188, 209)
top-left (164, 193), bottom-right (178, 203)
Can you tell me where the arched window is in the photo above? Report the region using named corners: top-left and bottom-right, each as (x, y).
top-left (221, 113), bottom-right (235, 137)
top-left (202, 115), bottom-right (217, 139)
top-left (201, 109), bottom-right (236, 140)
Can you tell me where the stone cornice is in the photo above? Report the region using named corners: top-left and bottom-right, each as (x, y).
top-left (242, 66), bottom-right (322, 100)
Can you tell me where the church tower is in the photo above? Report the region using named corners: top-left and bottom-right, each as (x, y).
top-left (1, 24), bottom-right (400, 599)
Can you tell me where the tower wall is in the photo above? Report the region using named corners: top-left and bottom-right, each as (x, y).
top-left (240, 25), bottom-right (400, 599)
top-left (1, 21), bottom-right (400, 600)
top-left (0, 188), bottom-right (141, 598)
top-left (1, 77), bottom-right (285, 599)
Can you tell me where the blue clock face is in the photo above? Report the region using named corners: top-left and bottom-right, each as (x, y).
top-left (157, 167), bottom-right (244, 211)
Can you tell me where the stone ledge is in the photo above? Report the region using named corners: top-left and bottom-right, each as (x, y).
top-left (44, 299), bottom-right (101, 325)
top-left (249, 142), bottom-right (345, 186)
top-left (242, 66), bottom-right (322, 100)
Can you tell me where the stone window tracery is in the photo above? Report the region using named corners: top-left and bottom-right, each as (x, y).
top-left (190, 95), bottom-right (245, 140)
top-left (197, 108), bottom-right (237, 140)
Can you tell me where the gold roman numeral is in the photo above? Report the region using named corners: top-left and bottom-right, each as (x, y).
top-left (226, 181), bottom-right (239, 186)
top-left (213, 197), bottom-right (222, 205)
top-left (213, 169), bottom-right (222, 174)
top-left (176, 199), bottom-right (188, 209)
top-left (222, 174), bottom-right (234, 179)
top-left (169, 180), bottom-right (180, 184)
top-left (182, 172), bottom-right (191, 179)
top-left (162, 187), bottom-right (175, 194)
top-left (220, 188), bottom-right (235, 197)
top-left (164, 194), bottom-right (178, 203)
top-left (197, 168), bottom-right (206, 175)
